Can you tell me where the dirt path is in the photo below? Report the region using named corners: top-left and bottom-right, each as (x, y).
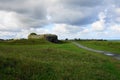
top-left (72, 42), bottom-right (120, 60)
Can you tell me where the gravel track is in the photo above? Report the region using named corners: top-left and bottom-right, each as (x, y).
top-left (72, 42), bottom-right (120, 60)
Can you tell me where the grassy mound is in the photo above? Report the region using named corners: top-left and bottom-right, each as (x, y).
top-left (0, 39), bottom-right (51, 45)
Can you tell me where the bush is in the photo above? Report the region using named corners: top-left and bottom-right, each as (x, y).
top-left (30, 33), bottom-right (37, 35)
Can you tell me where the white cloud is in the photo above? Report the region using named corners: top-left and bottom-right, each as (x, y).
top-left (110, 24), bottom-right (120, 32)
top-left (0, 0), bottom-right (120, 39)
top-left (52, 24), bottom-right (82, 34)
top-left (91, 12), bottom-right (106, 31)
top-left (0, 31), bottom-right (16, 39)
top-left (115, 8), bottom-right (120, 16)
top-left (91, 21), bottom-right (105, 31)
top-left (51, 24), bottom-right (83, 39)
top-left (0, 11), bottom-right (22, 31)
top-left (81, 28), bottom-right (90, 34)
top-left (0, 10), bottom-right (46, 31)
top-left (113, 7), bottom-right (120, 22)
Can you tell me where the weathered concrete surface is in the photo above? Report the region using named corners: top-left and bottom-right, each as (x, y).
top-left (72, 42), bottom-right (120, 60)
top-left (28, 33), bottom-right (58, 43)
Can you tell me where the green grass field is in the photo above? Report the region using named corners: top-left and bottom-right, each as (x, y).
top-left (0, 39), bottom-right (120, 80)
top-left (76, 41), bottom-right (120, 54)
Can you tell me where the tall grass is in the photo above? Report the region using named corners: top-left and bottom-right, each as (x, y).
top-left (0, 40), bottom-right (120, 80)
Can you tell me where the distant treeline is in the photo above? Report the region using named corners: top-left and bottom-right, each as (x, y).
top-left (0, 39), bottom-right (4, 41)
top-left (0, 38), bottom-right (107, 42)
top-left (65, 38), bottom-right (107, 41)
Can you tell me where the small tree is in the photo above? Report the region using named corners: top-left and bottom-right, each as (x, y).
top-left (30, 33), bottom-right (37, 35)
top-left (65, 38), bottom-right (68, 41)
top-left (78, 38), bottom-right (81, 41)
top-left (74, 38), bottom-right (77, 41)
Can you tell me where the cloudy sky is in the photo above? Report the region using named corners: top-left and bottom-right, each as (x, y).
top-left (0, 0), bottom-right (120, 39)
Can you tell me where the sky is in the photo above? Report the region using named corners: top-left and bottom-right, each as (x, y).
top-left (0, 0), bottom-right (120, 40)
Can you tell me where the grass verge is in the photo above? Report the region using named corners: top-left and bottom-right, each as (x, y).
top-left (76, 41), bottom-right (120, 54)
